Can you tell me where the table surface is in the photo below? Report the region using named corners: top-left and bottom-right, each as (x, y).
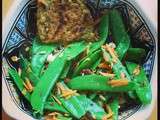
top-left (2, 0), bottom-right (157, 120)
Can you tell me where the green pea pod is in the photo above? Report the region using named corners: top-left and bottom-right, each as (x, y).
top-left (62, 41), bottom-right (87, 60)
top-left (125, 62), bottom-right (152, 104)
top-left (88, 13), bottom-right (109, 54)
top-left (88, 93), bottom-right (97, 100)
top-left (112, 59), bottom-right (131, 80)
top-left (72, 14), bottom-right (109, 76)
top-left (109, 97), bottom-right (119, 120)
top-left (125, 48), bottom-right (146, 63)
top-left (91, 58), bottom-right (102, 70)
top-left (80, 95), bottom-right (106, 119)
top-left (31, 41), bottom-right (87, 114)
top-left (44, 101), bottom-right (69, 113)
top-left (67, 75), bottom-right (136, 92)
top-left (109, 9), bottom-right (130, 60)
top-left (136, 86), bottom-right (152, 105)
top-left (73, 49), bottom-right (101, 77)
top-left (58, 95), bottom-right (106, 119)
top-left (31, 36), bottom-right (57, 77)
top-left (60, 61), bottom-right (71, 79)
top-left (125, 61), bottom-right (149, 83)
top-left (19, 54), bottom-right (40, 86)
top-left (31, 56), bottom-right (66, 114)
top-left (55, 82), bottom-right (106, 119)
top-left (8, 69), bottom-right (30, 101)
top-left (101, 48), bottom-right (131, 80)
top-left (57, 95), bottom-right (86, 119)
top-left (77, 13), bottom-right (108, 65)
top-left (61, 41), bottom-right (88, 78)
top-left (102, 48), bottom-right (137, 99)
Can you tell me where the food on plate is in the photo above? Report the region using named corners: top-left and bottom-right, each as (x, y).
top-left (37, 0), bottom-right (98, 44)
top-left (8, 2), bottom-right (152, 119)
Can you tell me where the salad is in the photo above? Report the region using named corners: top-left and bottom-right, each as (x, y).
top-left (8, 0), bottom-right (152, 120)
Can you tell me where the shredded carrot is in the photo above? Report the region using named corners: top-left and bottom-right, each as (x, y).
top-left (23, 82), bottom-right (30, 91)
top-left (102, 44), bottom-right (118, 62)
top-left (22, 88), bottom-right (27, 95)
top-left (105, 112), bottom-right (114, 119)
top-left (61, 90), bottom-right (77, 97)
top-left (11, 56), bottom-right (20, 62)
top-left (57, 82), bottom-right (78, 99)
top-left (98, 63), bottom-right (111, 69)
top-left (102, 105), bottom-right (114, 120)
top-left (107, 118), bottom-right (113, 120)
top-left (133, 65), bottom-right (140, 76)
top-left (57, 83), bottom-right (66, 91)
top-left (99, 72), bottom-right (115, 77)
top-left (102, 52), bottom-right (109, 62)
top-left (99, 95), bottom-right (106, 101)
top-left (65, 95), bottom-right (72, 99)
top-left (64, 113), bottom-right (69, 116)
top-left (18, 68), bottom-right (22, 76)
top-left (25, 78), bottom-right (33, 92)
top-left (108, 79), bottom-right (128, 84)
top-left (106, 104), bottom-right (113, 114)
top-left (45, 112), bottom-right (60, 120)
top-left (48, 112), bottom-right (60, 116)
top-left (52, 95), bottom-right (62, 105)
top-left (108, 79), bottom-right (129, 87)
top-left (111, 82), bottom-right (128, 87)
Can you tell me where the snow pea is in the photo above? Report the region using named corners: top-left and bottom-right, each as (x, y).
top-left (71, 13), bottom-right (109, 77)
top-left (31, 56), bottom-right (66, 114)
top-left (44, 101), bottom-right (69, 113)
top-left (67, 75), bottom-right (136, 92)
top-left (55, 82), bottom-right (107, 119)
top-left (125, 62), bottom-right (152, 104)
top-left (91, 57), bottom-right (102, 70)
top-left (31, 36), bottom-right (57, 77)
top-left (57, 95), bottom-right (86, 119)
top-left (60, 61), bottom-right (71, 79)
top-left (80, 95), bottom-right (107, 119)
top-left (31, 41), bottom-right (87, 115)
top-left (19, 54), bottom-right (40, 86)
top-left (88, 93), bottom-right (97, 100)
top-left (102, 47), bottom-right (137, 99)
top-left (125, 48), bottom-right (146, 63)
top-left (55, 82), bottom-right (86, 118)
top-left (57, 94), bottom-right (107, 119)
top-left (109, 9), bottom-right (130, 60)
top-left (8, 68), bottom-right (31, 101)
top-left (101, 48), bottom-right (131, 80)
top-left (88, 13), bottom-right (109, 54)
top-left (62, 41), bottom-right (87, 60)
top-left (73, 49), bottom-right (101, 77)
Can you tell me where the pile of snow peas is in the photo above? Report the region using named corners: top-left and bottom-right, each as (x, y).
top-left (8, 9), bottom-right (151, 120)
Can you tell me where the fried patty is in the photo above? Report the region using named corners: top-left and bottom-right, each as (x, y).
top-left (37, 0), bottom-right (98, 44)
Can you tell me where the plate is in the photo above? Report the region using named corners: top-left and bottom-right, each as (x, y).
top-left (2, 0), bottom-right (157, 120)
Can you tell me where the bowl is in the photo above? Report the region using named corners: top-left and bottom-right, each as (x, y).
top-left (2, 0), bottom-right (157, 120)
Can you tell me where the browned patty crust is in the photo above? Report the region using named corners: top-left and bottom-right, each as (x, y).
top-left (37, 0), bottom-right (99, 44)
